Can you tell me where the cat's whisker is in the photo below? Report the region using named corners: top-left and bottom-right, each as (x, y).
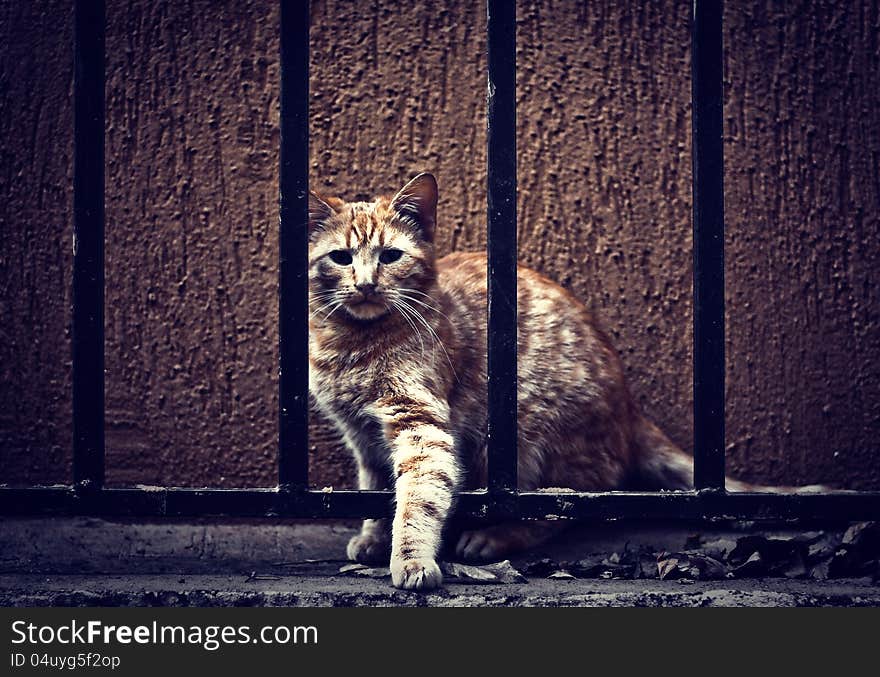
top-left (391, 301), bottom-right (426, 363)
top-left (310, 295), bottom-right (345, 321)
top-left (396, 291), bottom-right (440, 309)
top-left (322, 301), bottom-right (345, 323)
top-left (397, 290), bottom-right (455, 328)
top-left (309, 290), bottom-right (340, 306)
top-left (397, 288), bottom-right (445, 310)
top-left (395, 300), bottom-right (436, 368)
top-left (395, 298), bottom-right (459, 382)
top-left (397, 287), bottom-right (436, 300)
top-left (405, 304), bottom-right (446, 374)
top-left (309, 298), bottom-right (339, 319)
top-left (310, 289), bottom-right (337, 297)
top-left (397, 292), bottom-right (452, 322)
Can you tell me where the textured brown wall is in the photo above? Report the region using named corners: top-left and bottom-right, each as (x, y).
top-left (515, 0), bottom-right (695, 468)
top-left (724, 0), bottom-right (880, 489)
top-left (2, 0), bottom-right (878, 490)
top-left (102, 0), bottom-right (281, 487)
top-left (0, 1), bottom-right (73, 485)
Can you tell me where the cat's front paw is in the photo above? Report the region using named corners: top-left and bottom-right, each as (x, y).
top-left (455, 528), bottom-right (509, 562)
top-left (390, 557), bottom-right (443, 590)
top-left (347, 532), bottom-right (391, 565)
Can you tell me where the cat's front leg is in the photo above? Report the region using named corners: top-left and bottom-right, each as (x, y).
top-left (373, 395), bottom-right (460, 591)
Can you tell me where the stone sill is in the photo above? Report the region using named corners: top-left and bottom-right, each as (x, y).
top-left (2, 518), bottom-right (877, 607)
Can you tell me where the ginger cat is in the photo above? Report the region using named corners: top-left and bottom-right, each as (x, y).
top-left (309, 173), bottom-right (733, 590)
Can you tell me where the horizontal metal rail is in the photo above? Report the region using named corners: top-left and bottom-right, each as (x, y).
top-left (2, 487), bottom-right (880, 522)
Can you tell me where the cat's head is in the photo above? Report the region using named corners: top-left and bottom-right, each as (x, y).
top-left (307, 173), bottom-right (438, 322)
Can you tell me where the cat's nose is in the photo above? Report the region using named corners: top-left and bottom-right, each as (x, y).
top-left (355, 282), bottom-right (377, 297)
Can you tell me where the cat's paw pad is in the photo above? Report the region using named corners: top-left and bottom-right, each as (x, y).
top-left (455, 529), bottom-right (509, 562)
top-left (346, 533), bottom-right (391, 565)
top-left (390, 557), bottom-right (443, 590)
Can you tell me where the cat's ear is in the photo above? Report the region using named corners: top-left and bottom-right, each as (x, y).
top-left (390, 173), bottom-right (438, 242)
top-left (308, 191), bottom-right (340, 232)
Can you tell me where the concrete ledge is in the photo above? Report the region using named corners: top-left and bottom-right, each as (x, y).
top-left (2, 518), bottom-right (877, 607)
top-left (3, 574), bottom-right (879, 607)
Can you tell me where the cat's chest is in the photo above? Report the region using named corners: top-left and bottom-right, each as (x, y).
top-left (310, 359), bottom-right (391, 460)
top-left (311, 365), bottom-right (365, 412)
top-left (309, 348), bottom-right (389, 416)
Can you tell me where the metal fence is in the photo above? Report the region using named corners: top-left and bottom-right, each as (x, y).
top-left (2, 0), bottom-right (879, 524)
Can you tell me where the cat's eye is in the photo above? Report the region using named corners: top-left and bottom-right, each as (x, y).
top-left (379, 249), bottom-right (404, 265)
top-left (328, 250), bottom-right (353, 265)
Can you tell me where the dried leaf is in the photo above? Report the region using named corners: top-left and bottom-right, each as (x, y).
top-left (657, 552), bottom-right (728, 580)
top-left (699, 537), bottom-right (738, 561)
top-left (686, 553), bottom-right (729, 580)
top-left (842, 522), bottom-right (878, 546)
top-left (339, 563), bottom-right (390, 578)
top-left (338, 563), bottom-right (368, 574)
top-left (728, 536), bottom-right (768, 566)
top-left (842, 522), bottom-right (880, 559)
top-left (442, 562), bottom-right (499, 583)
top-left (522, 558), bottom-right (557, 577)
top-left (811, 524), bottom-right (880, 578)
top-left (481, 560), bottom-right (528, 584)
top-left (809, 559), bottom-right (831, 580)
top-left (570, 555), bottom-right (608, 578)
top-left (440, 560), bottom-right (526, 584)
top-left (733, 551), bottom-right (765, 577)
top-left (806, 533), bottom-right (840, 563)
top-left (352, 567), bottom-right (391, 578)
top-left (657, 556), bottom-right (680, 580)
top-left (729, 534), bottom-right (813, 577)
top-left (244, 572), bottom-right (282, 582)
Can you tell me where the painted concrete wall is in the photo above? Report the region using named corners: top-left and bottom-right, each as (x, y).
top-left (2, 0), bottom-right (878, 490)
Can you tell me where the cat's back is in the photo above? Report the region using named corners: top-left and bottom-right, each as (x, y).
top-left (437, 250), bottom-right (623, 393)
top-left (437, 251), bottom-right (601, 336)
top-left (437, 250), bottom-right (632, 488)
top-left (436, 251), bottom-right (487, 299)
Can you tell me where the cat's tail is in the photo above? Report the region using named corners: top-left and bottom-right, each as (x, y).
top-left (629, 416), bottom-right (829, 493)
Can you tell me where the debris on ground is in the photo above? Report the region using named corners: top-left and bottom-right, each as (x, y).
top-left (337, 560), bottom-right (528, 584)
top-left (337, 563), bottom-right (391, 578)
top-left (478, 560), bottom-right (529, 584)
top-left (441, 560), bottom-right (527, 584)
top-left (441, 563), bottom-right (498, 583)
top-left (656, 552), bottom-right (728, 580)
top-left (521, 558), bottom-right (557, 577)
top-left (244, 572), bottom-right (282, 582)
top-left (518, 522), bottom-right (880, 583)
top-left (329, 523), bottom-right (880, 585)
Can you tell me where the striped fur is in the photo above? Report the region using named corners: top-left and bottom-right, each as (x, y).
top-left (308, 173), bottom-right (714, 590)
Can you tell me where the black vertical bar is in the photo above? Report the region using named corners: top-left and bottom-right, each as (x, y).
top-left (487, 0), bottom-right (518, 506)
top-left (279, 0), bottom-right (310, 491)
top-left (73, 0), bottom-right (105, 494)
top-left (692, 0), bottom-right (726, 490)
